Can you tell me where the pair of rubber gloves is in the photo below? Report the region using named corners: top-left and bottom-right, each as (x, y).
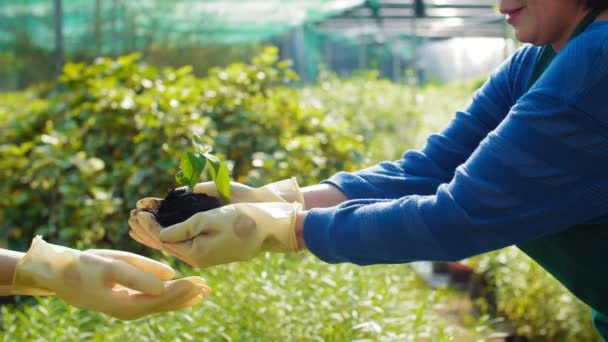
top-left (11, 236), bottom-right (210, 320)
top-left (128, 178), bottom-right (305, 268)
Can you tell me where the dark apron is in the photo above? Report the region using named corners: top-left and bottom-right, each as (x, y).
top-left (518, 224), bottom-right (608, 339)
top-left (517, 9), bottom-right (607, 340)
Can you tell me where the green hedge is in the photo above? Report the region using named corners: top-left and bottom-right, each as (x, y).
top-left (1, 47), bottom-right (426, 252)
top-left (0, 47), bottom-right (373, 251)
top-left (470, 248), bottom-right (602, 341)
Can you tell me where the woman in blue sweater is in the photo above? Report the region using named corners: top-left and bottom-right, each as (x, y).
top-left (129, 0), bottom-right (608, 336)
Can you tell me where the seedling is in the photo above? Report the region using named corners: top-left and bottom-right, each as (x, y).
top-left (154, 135), bottom-right (231, 227)
top-left (175, 134), bottom-right (230, 202)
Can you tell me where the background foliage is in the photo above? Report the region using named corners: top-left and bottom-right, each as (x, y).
top-left (0, 47), bottom-right (371, 252)
top-left (0, 50), bottom-right (602, 341)
top-left (1, 254), bottom-right (492, 341)
top-left (470, 248), bottom-right (600, 341)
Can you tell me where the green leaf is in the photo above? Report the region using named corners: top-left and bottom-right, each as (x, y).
top-left (215, 164), bottom-right (231, 204)
top-left (191, 134), bottom-right (211, 154)
top-left (175, 170), bottom-right (188, 187)
top-left (204, 152), bottom-right (220, 169)
top-left (205, 153), bottom-right (230, 203)
top-left (180, 152), bottom-right (206, 191)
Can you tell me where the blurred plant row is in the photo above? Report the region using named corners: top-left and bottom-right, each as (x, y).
top-left (0, 48), bottom-right (600, 340)
top-left (469, 248), bottom-right (600, 341)
top-left (0, 47), bottom-right (380, 252)
top-left (0, 43), bottom-right (265, 91)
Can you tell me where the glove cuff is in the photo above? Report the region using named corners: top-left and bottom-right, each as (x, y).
top-left (287, 202), bottom-right (304, 253)
top-left (272, 202), bottom-right (303, 253)
top-left (11, 236), bottom-right (66, 296)
top-left (263, 177), bottom-right (305, 208)
top-left (242, 202), bottom-right (303, 254)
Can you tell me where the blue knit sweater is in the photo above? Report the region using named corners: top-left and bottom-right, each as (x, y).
top-left (303, 21), bottom-right (608, 265)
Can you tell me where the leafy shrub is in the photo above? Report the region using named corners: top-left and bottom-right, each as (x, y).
top-left (0, 47), bottom-right (369, 251)
top-left (470, 247), bottom-right (602, 341)
top-left (301, 69), bottom-right (423, 163)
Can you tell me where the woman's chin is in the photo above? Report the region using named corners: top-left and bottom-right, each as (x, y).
top-left (513, 30), bottom-right (535, 45)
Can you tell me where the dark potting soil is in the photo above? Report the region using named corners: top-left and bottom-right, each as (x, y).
top-left (154, 188), bottom-right (222, 227)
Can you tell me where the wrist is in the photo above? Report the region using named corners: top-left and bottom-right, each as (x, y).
top-left (301, 183), bottom-right (347, 209)
top-left (12, 237), bottom-right (64, 296)
top-left (261, 178), bottom-right (305, 206)
top-left (0, 249), bottom-right (24, 296)
top-left (295, 210), bottom-right (308, 250)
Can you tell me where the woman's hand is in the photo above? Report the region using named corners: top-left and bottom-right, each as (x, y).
top-left (129, 202), bottom-right (302, 268)
top-left (133, 178), bottom-right (304, 213)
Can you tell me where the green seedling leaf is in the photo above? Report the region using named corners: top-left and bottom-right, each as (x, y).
top-left (191, 134), bottom-right (210, 154)
top-left (180, 151), bottom-right (206, 191)
top-left (215, 163), bottom-right (231, 204)
top-left (204, 152), bottom-right (219, 164)
top-left (175, 170), bottom-right (188, 187)
top-left (175, 135), bottom-right (230, 201)
top-left (205, 153), bottom-right (231, 204)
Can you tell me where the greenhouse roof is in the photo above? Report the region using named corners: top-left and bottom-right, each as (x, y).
top-left (0, 0), bottom-right (506, 53)
top-left (0, 0), bottom-right (366, 51)
top-left (318, 0), bottom-right (505, 40)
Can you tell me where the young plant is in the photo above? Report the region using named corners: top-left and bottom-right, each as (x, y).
top-left (175, 135), bottom-right (230, 203)
top-left (154, 135), bottom-right (231, 227)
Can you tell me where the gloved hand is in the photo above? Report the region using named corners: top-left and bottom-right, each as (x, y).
top-left (12, 236), bottom-right (211, 320)
top-left (129, 202), bottom-right (302, 268)
top-left (195, 177), bottom-right (305, 206)
top-left (130, 178), bottom-right (304, 258)
top-left (135, 177), bottom-right (305, 212)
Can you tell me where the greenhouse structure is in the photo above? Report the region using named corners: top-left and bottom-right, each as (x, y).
top-left (0, 0), bottom-right (512, 90)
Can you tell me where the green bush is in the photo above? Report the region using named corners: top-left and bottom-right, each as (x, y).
top-left (469, 248), bottom-right (602, 341)
top-left (302, 69), bottom-right (422, 163)
top-left (0, 47), bottom-right (369, 252)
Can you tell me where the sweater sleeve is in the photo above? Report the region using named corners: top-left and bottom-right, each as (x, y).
top-left (323, 53), bottom-right (516, 199)
top-left (304, 36), bottom-right (608, 265)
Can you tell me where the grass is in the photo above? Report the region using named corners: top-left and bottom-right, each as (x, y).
top-left (0, 253), bottom-right (492, 341)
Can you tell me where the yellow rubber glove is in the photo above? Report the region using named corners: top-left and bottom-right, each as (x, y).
top-left (135, 177), bottom-right (305, 212)
top-left (130, 178), bottom-right (304, 258)
top-left (12, 236), bottom-right (211, 320)
top-left (130, 202), bottom-right (301, 268)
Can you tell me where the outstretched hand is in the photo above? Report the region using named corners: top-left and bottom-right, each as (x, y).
top-left (129, 201), bottom-right (302, 268)
top-left (129, 178), bottom-right (305, 267)
top-left (12, 236), bottom-right (210, 320)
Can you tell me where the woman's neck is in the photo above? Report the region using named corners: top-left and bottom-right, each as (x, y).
top-left (597, 8), bottom-right (608, 21)
top-left (552, 8), bottom-right (593, 52)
